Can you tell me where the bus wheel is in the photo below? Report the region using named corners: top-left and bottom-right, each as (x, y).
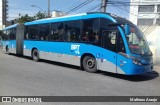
top-left (32, 49), bottom-right (39, 62)
top-left (83, 56), bottom-right (97, 73)
top-left (6, 47), bottom-right (10, 55)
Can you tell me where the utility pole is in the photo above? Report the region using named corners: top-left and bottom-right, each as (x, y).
top-left (48, 0), bottom-right (50, 17)
top-left (101, 0), bottom-right (107, 12)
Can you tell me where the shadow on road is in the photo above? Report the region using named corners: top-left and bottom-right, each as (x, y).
top-left (96, 70), bottom-right (159, 82)
top-left (10, 54), bottom-right (160, 82)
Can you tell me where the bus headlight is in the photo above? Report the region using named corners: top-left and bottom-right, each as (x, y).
top-left (132, 57), bottom-right (142, 65)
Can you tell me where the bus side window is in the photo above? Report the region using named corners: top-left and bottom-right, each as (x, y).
top-left (28, 25), bottom-right (38, 40)
top-left (3, 30), bottom-right (9, 40)
top-left (117, 34), bottom-right (126, 53)
top-left (24, 26), bottom-right (28, 40)
top-left (100, 18), bottom-right (119, 52)
top-left (102, 31), bottom-right (117, 52)
top-left (64, 20), bottom-right (80, 42)
top-left (7, 29), bottom-right (11, 40)
top-left (12, 28), bottom-right (16, 40)
top-left (82, 18), bottom-right (100, 45)
top-left (39, 24), bottom-right (50, 41)
top-left (50, 22), bottom-right (64, 41)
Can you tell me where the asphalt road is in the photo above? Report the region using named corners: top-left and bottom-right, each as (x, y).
top-left (0, 51), bottom-right (160, 105)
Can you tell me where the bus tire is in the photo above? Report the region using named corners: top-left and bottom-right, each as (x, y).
top-left (32, 49), bottom-right (39, 62)
top-left (6, 47), bottom-right (10, 55)
top-left (83, 56), bottom-right (97, 73)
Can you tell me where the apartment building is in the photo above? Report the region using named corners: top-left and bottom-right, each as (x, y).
top-left (0, 0), bottom-right (8, 30)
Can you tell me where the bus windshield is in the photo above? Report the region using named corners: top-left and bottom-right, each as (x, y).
top-left (126, 24), bottom-right (151, 55)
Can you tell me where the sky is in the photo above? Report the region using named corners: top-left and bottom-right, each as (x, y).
top-left (8, 0), bottom-right (130, 21)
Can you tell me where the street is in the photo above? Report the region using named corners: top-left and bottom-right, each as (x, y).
top-left (0, 51), bottom-right (160, 105)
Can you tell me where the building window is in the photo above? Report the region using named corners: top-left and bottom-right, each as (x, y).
top-left (138, 5), bottom-right (154, 12)
top-left (137, 19), bottom-right (154, 26)
top-left (158, 5), bottom-right (160, 12)
top-left (156, 19), bottom-right (160, 25)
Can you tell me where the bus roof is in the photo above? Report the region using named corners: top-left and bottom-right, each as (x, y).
top-left (3, 12), bottom-right (132, 29)
top-left (3, 24), bottom-right (17, 30)
top-left (25, 12), bottom-right (118, 25)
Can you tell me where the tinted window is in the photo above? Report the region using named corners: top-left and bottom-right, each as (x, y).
top-left (6, 29), bottom-right (16, 40)
top-left (82, 18), bottom-right (100, 44)
top-left (28, 25), bottom-right (38, 40)
top-left (117, 34), bottom-right (126, 53)
top-left (100, 18), bottom-right (120, 52)
top-left (100, 18), bottom-right (114, 31)
top-left (2, 30), bottom-right (9, 40)
top-left (64, 20), bottom-right (81, 42)
top-left (6, 30), bottom-right (11, 40)
top-left (39, 24), bottom-right (50, 40)
top-left (24, 26), bottom-right (28, 40)
top-left (158, 5), bottom-right (160, 12)
top-left (50, 22), bottom-right (64, 41)
top-left (11, 28), bottom-right (16, 40)
top-left (102, 30), bottom-right (117, 52)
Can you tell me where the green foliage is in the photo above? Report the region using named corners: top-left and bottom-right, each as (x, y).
top-left (18, 14), bottom-right (34, 23)
top-left (34, 11), bottom-right (47, 20)
top-left (17, 11), bottom-right (47, 23)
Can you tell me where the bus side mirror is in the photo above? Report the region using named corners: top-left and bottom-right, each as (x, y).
top-left (124, 24), bottom-right (131, 35)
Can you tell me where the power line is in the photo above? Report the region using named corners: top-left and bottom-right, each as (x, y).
top-left (63, 0), bottom-right (84, 12)
top-left (66, 0), bottom-right (95, 14)
top-left (77, 2), bottom-right (101, 13)
top-left (110, 4), bottom-right (128, 17)
top-left (87, 3), bottom-right (101, 12)
top-left (66, 0), bottom-right (91, 14)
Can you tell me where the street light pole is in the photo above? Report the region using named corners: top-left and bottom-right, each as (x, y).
top-left (48, 0), bottom-right (50, 17)
top-left (30, 4), bottom-right (46, 14)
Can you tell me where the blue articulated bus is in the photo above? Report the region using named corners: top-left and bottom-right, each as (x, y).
top-left (2, 12), bottom-right (153, 75)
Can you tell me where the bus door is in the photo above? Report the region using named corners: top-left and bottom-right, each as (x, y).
top-left (99, 30), bottom-right (117, 73)
top-left (116, 33), bottom-right (128, 74)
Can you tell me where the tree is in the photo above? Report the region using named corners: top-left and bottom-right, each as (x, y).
top-left (18, 14), bottom-right (34, 23)
top-left (34, 11), bottom-right (47, 20)
top-left (15, 11), bottom-right (47, 23)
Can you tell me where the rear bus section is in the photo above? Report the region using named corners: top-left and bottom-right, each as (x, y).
top-left (2, 24), bottom-right (24, 55)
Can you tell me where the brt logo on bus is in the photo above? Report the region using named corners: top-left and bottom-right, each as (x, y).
top-left (71, 44), bottom-right (80, 54)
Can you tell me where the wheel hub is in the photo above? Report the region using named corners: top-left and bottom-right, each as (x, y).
top-left (87, 59), bottom-right (95, 68)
